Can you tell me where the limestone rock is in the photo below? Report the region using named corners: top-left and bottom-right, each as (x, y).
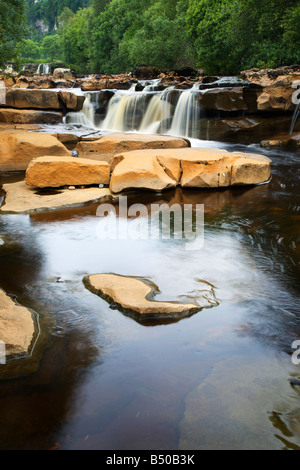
top-left (0, 180), bottom-right (112, 213)
top-left (0, 130), bottom-right (71, 171)
top-left (84, 273), bottom-right (200, 321)
top-left (76, 132), bottom-right (190, 163)
top-left (0, 289), bottom-right (35, 356)
top-left (0, 108), bottom-right (62, 125)
top-left (25, 156), bottom-right (111, 188)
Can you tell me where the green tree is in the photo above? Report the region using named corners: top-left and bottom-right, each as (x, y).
top-left (186, 0), bottom-right (300, 74)
top-left (41, 34), bottom-right (62, 61)
top-left (61, 7), bottom-right (92, 72)
top-left (19, 38), bottom-right (43, 60)
top-left (119, 0), bottom-right (195, 70)
top-left (0, 0), bottom-right (28, 68)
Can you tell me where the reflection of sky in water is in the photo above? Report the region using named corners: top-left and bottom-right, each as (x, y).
top-left (27, 211), bottom-right (270, 306)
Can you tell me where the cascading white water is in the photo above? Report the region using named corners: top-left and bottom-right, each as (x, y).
top-left (101, 90), bottom-right (151, 132)
top-left (65, 80), bottom-right (202, 139)
top-left (37, 63), bottom-right (50, 74)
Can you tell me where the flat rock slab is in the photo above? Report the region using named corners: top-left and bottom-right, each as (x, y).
top-left (0, 130), bottom-right (71, 171)
top-left (0, 108), bottom-right (63, 125)
top-left (26, 156), bottom-right (111, 188)
top-left (76, 132), bottom-right (190, 163)
top-left (84, 273), bottom-right (206, 322)
top-left (4, 88), bottom-right (85, 111)
top-left (0, 289), bottom-right (35, 356)
top-left (0, 180), bottom-right (112, 213)
top-left (110, 147), bottom-right (272, 193)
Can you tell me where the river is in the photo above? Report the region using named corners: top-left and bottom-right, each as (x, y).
top-left (0, 86), bottom-right (299, 450)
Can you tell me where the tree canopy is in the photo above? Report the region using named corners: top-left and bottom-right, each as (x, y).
top-left (0, 0), bottom-right (28, 68)
top-left (3, 0), bottom-right (300, 74)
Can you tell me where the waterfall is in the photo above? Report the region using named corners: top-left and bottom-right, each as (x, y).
top-left (168, 85), bottom-right (201, 139)
top-left (65, 93), bottom-right (96, 128)
top-left (101, 90), bottom-right (151, 132)
top-left (37, 63), bottom-right (50, 74)
top-left (65, 80), bottom-right (203, 139)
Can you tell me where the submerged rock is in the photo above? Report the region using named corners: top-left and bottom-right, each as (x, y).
top-left (83, 273), bottom-right (204, 321)
top-left (25, 156), bottom-right (111, 188)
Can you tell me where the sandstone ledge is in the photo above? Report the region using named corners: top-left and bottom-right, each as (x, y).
top-left (83, 273), bottom-right (202, 322)
top-left (109, 148), bottom-right (272, 193)
top-left (0, 129), bottom-right (71, 171)
top-left (0, 180), bottom-right (112, 213)
top-left (0, 289), bottom-right (35, 356)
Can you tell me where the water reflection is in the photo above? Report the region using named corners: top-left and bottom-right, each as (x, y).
top-left (0, 142), bottom-right (299, 449)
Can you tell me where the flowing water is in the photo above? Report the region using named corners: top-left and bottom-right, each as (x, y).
top-left (0, 83), bottom-right (299, 450)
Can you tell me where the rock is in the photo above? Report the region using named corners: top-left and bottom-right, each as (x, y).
top-left (132, 66), bottom-right (161, 79)
top-left (179, 149), bottom-right (271, 188)
top-left (240, 65), bottom-right (300, 87)
top-left (0, 289), bottom-right (35, 356)
top-left (58, 90), bottom-right (85, 112)
top-left (200, 87), bottom-right (249, 112)
top-left (83, 273), bottom-right (200, 321)
top-left (25, 156), bottom-right (111, 188)
top-left (53, 68), bottom-right (74, 80)
top-left (110, 151), bottom-right (180, 193)
top-left (0, 108), bottom-right (62, 125)
top-left (80, 78), bottom-right (108, 91)
top-left (4, 88), bottom-right (84, 111)
top-left (261, 132), bottom-right (300, 150)
top-left (76, 132), bottom-right (190, 164)
top-left (0, 129), bottom-right (71, 171)
top-left (109, 147), bottom-right (271, 192)
top-left (0, 180), bottom-right (112, 213)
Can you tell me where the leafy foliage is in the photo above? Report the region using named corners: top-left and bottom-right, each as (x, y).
top-left (0, 0), bottom-right (28, 68)
top-left (14, 0), bottom-right (300, 74)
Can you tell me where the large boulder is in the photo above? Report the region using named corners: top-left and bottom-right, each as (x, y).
top-left (76, 132), bottom-right (190, 163)
top-left (4, 88), bottom-right (84, 111)
top-left (200, 87), bottom-right (249, 112)
top-left (25, 156), bottom-right (111, 188)
top-left (109, 147), bottom-right (271, 193)
top-left (0, 130), bottom-right (71, 171)
top-left (109, 151), bottom-right (180, 193)
top-left (83, 273), bottom-right (201, 321)
top-left (0, 289), bottom-right (35, 356)
top-left (0, 108), bottom-right (62, 124)
top-left (53, 68), bottom-right (74, 80)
